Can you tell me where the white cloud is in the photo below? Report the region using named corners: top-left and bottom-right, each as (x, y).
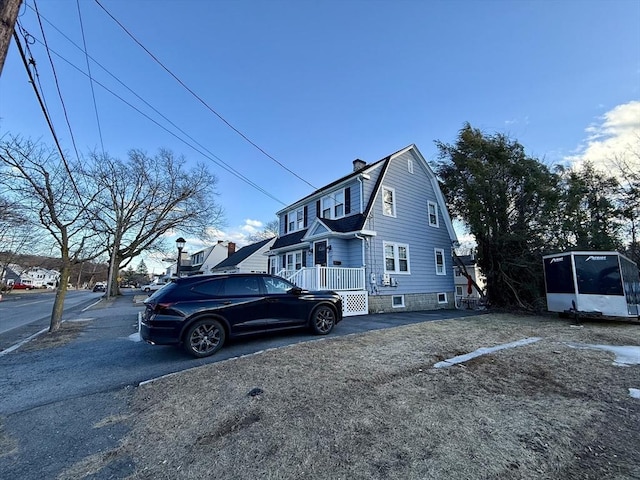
top-left (566, 101), bottom-right (640, 173)
top-left (244, 219), bottom-right (264, 228)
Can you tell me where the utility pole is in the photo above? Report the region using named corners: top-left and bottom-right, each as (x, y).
top-left (0, 0), bottom-right (23, 76)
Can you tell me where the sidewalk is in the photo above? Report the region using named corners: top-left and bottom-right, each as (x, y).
top-left (0, 293), bottom-right (144, 354)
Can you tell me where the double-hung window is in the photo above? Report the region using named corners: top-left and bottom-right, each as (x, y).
top-left (333, 191), bottom-right (344, 218)
top-left (434, 248), bottom-right (446, 275)
top-left (382, 186), bottom-right (396, 217)
top-left (286, 251), bottom-right (303, 271)
top-left (320, 189), bottom-right (347, 219)
top-left (428, 201), bottom-right (439, 227)
top-left (384, 242), bottom-right (410, 274)
top-left (322, 197), bottom-right (332, 218)
top-left (296, 209), bottom-right (304, 230)
top-left (287, 207), bottom-right (305, 232)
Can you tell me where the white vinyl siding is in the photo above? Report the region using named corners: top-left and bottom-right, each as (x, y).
top-left (384, 242), bottom-right (410, 274)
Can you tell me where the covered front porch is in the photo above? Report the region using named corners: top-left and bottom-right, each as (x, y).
top-left (278, 266), bottom-right (368, 317)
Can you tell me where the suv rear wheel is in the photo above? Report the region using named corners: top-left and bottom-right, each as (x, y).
top-left (184, 319), bottom-right (226, 357)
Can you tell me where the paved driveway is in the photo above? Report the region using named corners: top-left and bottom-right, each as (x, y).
top-left (0, 292), bottom-right (483, 479)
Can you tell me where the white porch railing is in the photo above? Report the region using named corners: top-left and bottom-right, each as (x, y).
top-left (278, 266), bottom-right (365, 292)
top-left (277, 266), bottom-right (368, 317)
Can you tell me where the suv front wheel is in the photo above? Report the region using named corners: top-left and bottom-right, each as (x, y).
top-left (184, 319), bottom-right (226, 357)
top-left (310, 305), bottom-right (336, 335)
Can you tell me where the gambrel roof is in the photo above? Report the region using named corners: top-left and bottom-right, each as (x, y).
top-left (273, 144), bottom-right (458, 251)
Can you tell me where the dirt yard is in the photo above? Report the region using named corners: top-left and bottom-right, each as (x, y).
top-left (59, 313), bottom-right (639, 480)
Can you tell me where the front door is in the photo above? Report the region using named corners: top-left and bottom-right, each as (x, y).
top-left (314, 241), bottom-right (328, 289)
top-left (314, 241), bottom-right (327, 267)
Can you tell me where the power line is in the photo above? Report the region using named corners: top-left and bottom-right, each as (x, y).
top-left (76, 0), bottom-right (104, 155)
top-left (31, 0), bottom-right (81, 165)
top-left (25, 34), bottom-right (287, 206)
top-left (12, 27), bottom-right (79, 196)
top-left (93, 0), bottom-right (319, 192)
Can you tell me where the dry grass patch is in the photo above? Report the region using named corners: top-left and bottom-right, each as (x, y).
top-left (62, 313), bottom-right (640, 479)
top-left (19, 321), bottom-right (90, 352)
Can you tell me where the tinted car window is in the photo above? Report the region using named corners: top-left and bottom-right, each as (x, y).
top-left (191, 278), bottom-right (224, 296)
top-left (222, 276), bottom-right (261, 296)
top-left (264, 276), bottom-right (294, 294)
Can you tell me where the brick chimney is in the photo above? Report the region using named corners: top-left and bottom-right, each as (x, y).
top-left (353, 158), bottom-right (366, 172)
top-left (227, 242), bottom-right (236, 257)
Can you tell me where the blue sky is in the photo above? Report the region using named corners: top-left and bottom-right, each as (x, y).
top-left (1, 0), bottom-right (639, 271)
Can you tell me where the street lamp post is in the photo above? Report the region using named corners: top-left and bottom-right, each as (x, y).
top-left (176, 237), bottom-right (186, 277)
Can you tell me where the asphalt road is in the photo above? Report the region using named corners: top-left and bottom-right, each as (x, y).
top-left (0, 291), bottom-right (483, 479)
top-left (0, 289), bottom-right (103, 335)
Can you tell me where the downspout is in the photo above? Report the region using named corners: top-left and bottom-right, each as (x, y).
top-left (357, 175), bottom-right (364, 214)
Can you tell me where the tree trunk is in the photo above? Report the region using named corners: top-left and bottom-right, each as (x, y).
top-left (50, 261), bottom-right (70, 332)
top-left (107, 253), bottom-right (122, 297)
top-left (452, 250), bottom-right (486, 300)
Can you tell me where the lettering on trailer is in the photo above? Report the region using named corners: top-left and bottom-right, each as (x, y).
top-left (550, 257), bottom-right (564, 263)
top-left (585, 256), bottom-right (608, 261)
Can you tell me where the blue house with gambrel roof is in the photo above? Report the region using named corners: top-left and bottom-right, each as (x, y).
top-left (267, 144), bottom-right (458, 316)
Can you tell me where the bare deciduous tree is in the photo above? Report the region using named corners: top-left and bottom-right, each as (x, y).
top-left (247, 219), bottom-right (279, 243)
top-left (0, 136), bottom-right (104, 331)
top-left (86, 148), bottom-right (225, 296)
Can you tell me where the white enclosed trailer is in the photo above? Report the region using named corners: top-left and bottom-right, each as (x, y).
top-left (543, 251), bottom-right (640, 319)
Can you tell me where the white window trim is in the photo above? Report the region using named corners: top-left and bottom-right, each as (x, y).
top-left (392, 295), bottom-right (405, 308)
top-left (286, 250), bottom-right (304, 271)
top-left (434, 248), bottom-right (446, 276)
top-left (382, 186), bottom-right (396, 217)
top-left (287, 207), bottom-right (305, 232)
top-left (428, 201), bottom-right (439, 228)
top-left (408, 159), bottom-right (414, 174)
top-left (383, 242), bottom-right (411, 274)
top-left (437, 292), bottom-right (448, 304)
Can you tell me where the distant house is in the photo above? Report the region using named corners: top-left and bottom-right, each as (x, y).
top-left (167, 241), bottom-right (237, 277)
top-left (453, 253), bottom-right (485, 305)
top-left (211, 237), bottom-right (276, 274)
top-left (1, 265), bottom-right (21, 286)
top-left (267, 144), bottom-right (458, 316)
top-left (20, 267), bottom-right (60, 288)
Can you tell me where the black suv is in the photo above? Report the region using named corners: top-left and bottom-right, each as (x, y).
top-left (141, 273), bottom-right (343, 357)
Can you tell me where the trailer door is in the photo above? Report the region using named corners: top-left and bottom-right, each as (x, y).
top-left (574, 254), bottom-right (623, 296)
